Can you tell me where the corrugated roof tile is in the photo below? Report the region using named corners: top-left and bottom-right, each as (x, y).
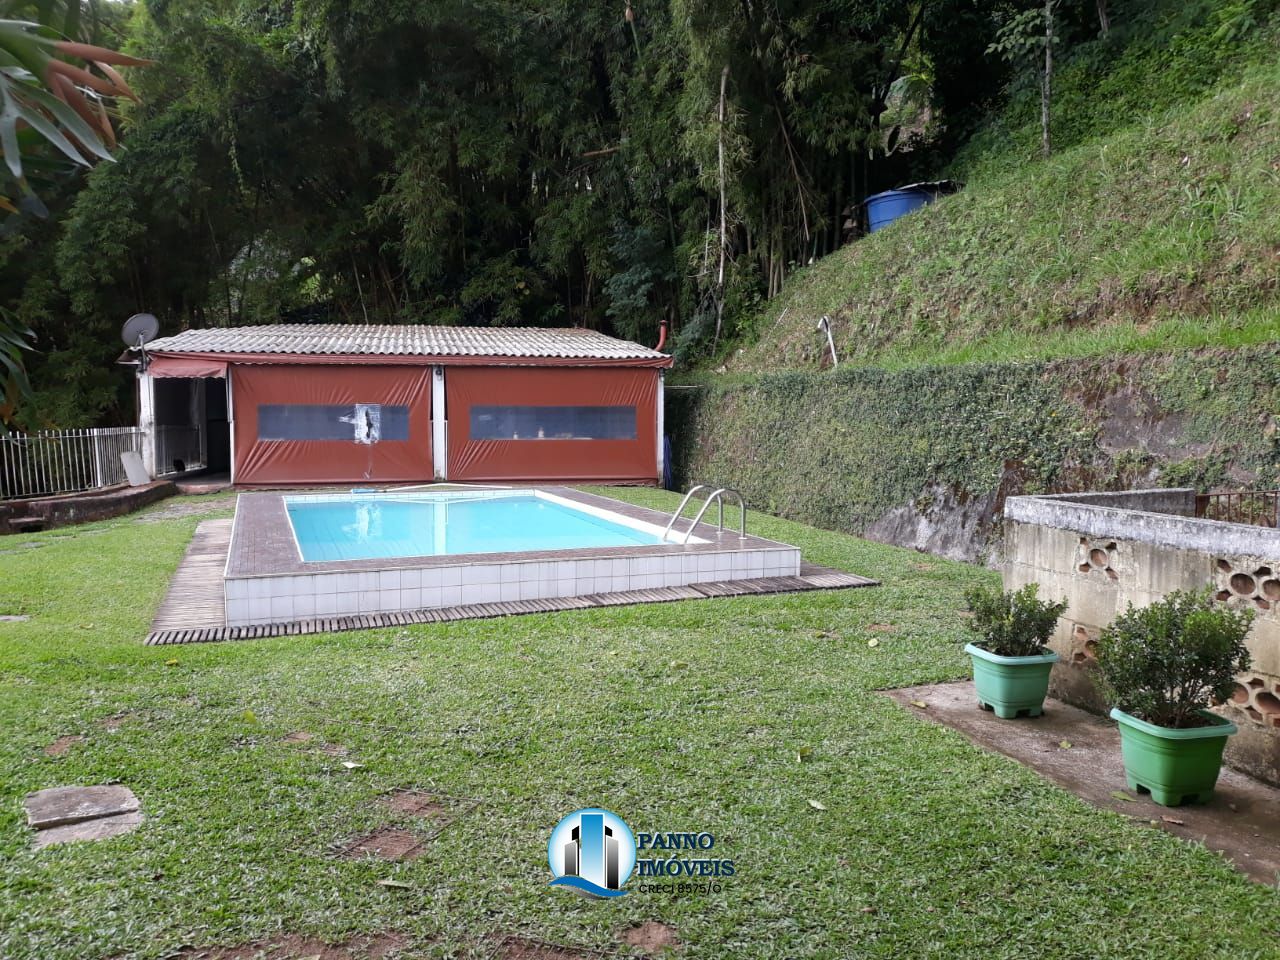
top-left (144, 324), bottom-right (666, 361)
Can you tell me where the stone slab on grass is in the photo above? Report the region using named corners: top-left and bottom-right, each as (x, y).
top-left (886, 680), bottom-right (1280, 885)
top-left (25, 784), bottom-right (140, 829)
top-left (33, 812), bottom-right (144, 849)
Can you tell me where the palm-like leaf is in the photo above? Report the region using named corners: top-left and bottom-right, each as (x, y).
top-left (0, 305), bottom-right (33, 432)
top-left (0, 14), bottom-right (149, 214)
top-left (0, 2), bottom-right (150, 428)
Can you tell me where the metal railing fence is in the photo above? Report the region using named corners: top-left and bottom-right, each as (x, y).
top-left (1195, 491), bottom-right (1280, 529)
top-left (0, 427), bottom-right (145, 500)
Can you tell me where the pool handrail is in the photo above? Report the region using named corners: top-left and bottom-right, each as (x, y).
top-left (681, 487), bottom-right (746, 544)
top-left (662, 484), bottom-right (708, 542)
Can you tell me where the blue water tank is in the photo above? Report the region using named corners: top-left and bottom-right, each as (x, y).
top-left (864, 181), bottom-right (959, 233)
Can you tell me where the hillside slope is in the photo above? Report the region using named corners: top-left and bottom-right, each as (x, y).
top-left (719, 56), bottom-right (1280, 375)
top-left (670, 8), bottom-right (1280, 560)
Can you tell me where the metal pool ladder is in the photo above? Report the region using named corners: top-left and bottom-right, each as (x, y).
top-left (662, 485), bottom-right (748, 544)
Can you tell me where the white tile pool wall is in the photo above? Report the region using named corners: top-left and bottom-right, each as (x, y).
top-left (224, 545), bottom-right (800, 627)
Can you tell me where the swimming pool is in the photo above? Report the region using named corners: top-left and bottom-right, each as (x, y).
top-left (224, 487), bottom-right (802, 627)
top-left (286, 491), bottom-right (667, 562)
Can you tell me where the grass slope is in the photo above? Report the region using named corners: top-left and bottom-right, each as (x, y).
top-left (1, 491), bottom-right (1278, 958)
top-left (718, 38), bottom-right (1280, 374)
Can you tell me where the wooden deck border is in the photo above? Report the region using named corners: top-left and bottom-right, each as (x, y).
top-left (146, 520), bottom-right (877, 646)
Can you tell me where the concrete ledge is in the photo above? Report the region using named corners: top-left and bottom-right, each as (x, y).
top-left (1003, 487), bottom-right (1280, 786)
top-left (0, 480), bottom-right (175, 534)
top-left (1024, 488), bottom-right (1198, 515)
top-left (1005, 489), bottom-right (1280, 557)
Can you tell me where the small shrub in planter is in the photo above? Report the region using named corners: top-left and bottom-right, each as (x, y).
top-left (963, 584), bottom-right (1067, 719)
top-left (1096, 590), bottom-right (1253, 806)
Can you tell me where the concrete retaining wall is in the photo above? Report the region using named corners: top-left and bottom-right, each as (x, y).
top-left (0, 481), bottom-right (175, 534)
top-left (1003, 488), bottom-right (1280, 786)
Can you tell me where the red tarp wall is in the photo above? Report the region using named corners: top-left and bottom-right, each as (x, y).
top-left (231, 364), bottom-right (432, 484)
top-left (446, 367), bottom-right (658, 483)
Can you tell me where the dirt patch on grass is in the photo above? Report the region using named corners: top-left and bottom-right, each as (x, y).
top-left (98, 712), bottom-right (136, 731)
top-left (339, 828), bottom-right (424, 862)
top-left (381, 789), bottom-right (447, 819)
top-left (176, 931), bottom-right (406, 959)
top-left (866, 623), bottom-right (898, 634)
top-left (491, 937), bottom-right (608, 960)
top-left (320, 742), bottom-right (349, 756)
top-left (43, 734), bottom-right (84, 757)
top-left (135, 499), bottom-right (236, 523)
top-left (281, 730), bottom-right (315, 744)
top-left (620, 921), bottom-right (679, 954)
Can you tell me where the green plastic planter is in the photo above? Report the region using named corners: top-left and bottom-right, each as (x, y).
top-left (964, 643), bottom-right (1059, 719)
top-left (1110, 708), bottom-right (1237, 806)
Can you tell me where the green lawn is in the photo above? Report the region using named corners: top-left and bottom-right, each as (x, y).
top-left (1, 488), bottom-right (1277, 959)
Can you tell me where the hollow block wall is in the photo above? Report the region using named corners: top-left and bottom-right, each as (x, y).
top-left (1003, 494), bottom-right (1280, 786)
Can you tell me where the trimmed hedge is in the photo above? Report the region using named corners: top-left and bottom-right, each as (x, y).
top-left (667, 347), bottom-right (1280, 557)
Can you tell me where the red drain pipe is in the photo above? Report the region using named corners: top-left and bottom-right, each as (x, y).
top-left (654, 319), bottom-right (668, 352)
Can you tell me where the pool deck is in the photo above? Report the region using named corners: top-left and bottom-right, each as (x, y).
top-left (147, 506), bottom-right (877, 644)
top-left (221, 487), bottom-right (821, 628)
top-left (227, 486), bottom-right (793, 579)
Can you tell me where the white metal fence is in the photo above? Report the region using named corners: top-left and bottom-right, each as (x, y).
top-left (0, 427), bottom-right (144, 500)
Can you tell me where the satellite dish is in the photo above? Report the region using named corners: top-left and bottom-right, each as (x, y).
top-left (121, 313), bottom-right (160, 349)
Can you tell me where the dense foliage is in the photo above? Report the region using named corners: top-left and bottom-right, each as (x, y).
top-left (964, 583), bottom-right (1066, 657)
top-left (1096, 590), bottom-right (1253, 729)
top-left (3, 0), bottom-right (1135, 427)
top-left (4, 0), bottom-right (1271, 428)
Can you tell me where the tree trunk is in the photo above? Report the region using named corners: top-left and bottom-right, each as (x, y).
top-left (713, 64), bottom-right (730, 350)
top-left (1096, 0), bottom-right (1110, 36)
top-left (1042, 0), bottom-right (1054, 158)
top-left (351, 252), bottom-right (369, 323)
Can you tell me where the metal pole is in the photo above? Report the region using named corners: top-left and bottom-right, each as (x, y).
top-left (36, 431), bottom-right (46, 496)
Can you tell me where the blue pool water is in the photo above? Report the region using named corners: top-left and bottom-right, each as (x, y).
top-left (285, 494), bottom-right (665, 562)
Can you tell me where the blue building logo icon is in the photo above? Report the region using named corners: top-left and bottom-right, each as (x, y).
top-left (547, 808), bottom-right (636, 898)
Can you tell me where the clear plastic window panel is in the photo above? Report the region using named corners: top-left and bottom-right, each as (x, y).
top-left (257, 404), bottom-right (410, 443)
top-left (469, 405), bottom-right (637, 441)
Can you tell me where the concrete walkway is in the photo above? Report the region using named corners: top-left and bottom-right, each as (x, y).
top-left (886, 680), bottom-right (1280, 885)
top-left (149, 518), bottom-right (232, 633)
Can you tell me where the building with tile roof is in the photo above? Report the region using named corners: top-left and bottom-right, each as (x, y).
top-left (128, 324), bottom-right (672, 486)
